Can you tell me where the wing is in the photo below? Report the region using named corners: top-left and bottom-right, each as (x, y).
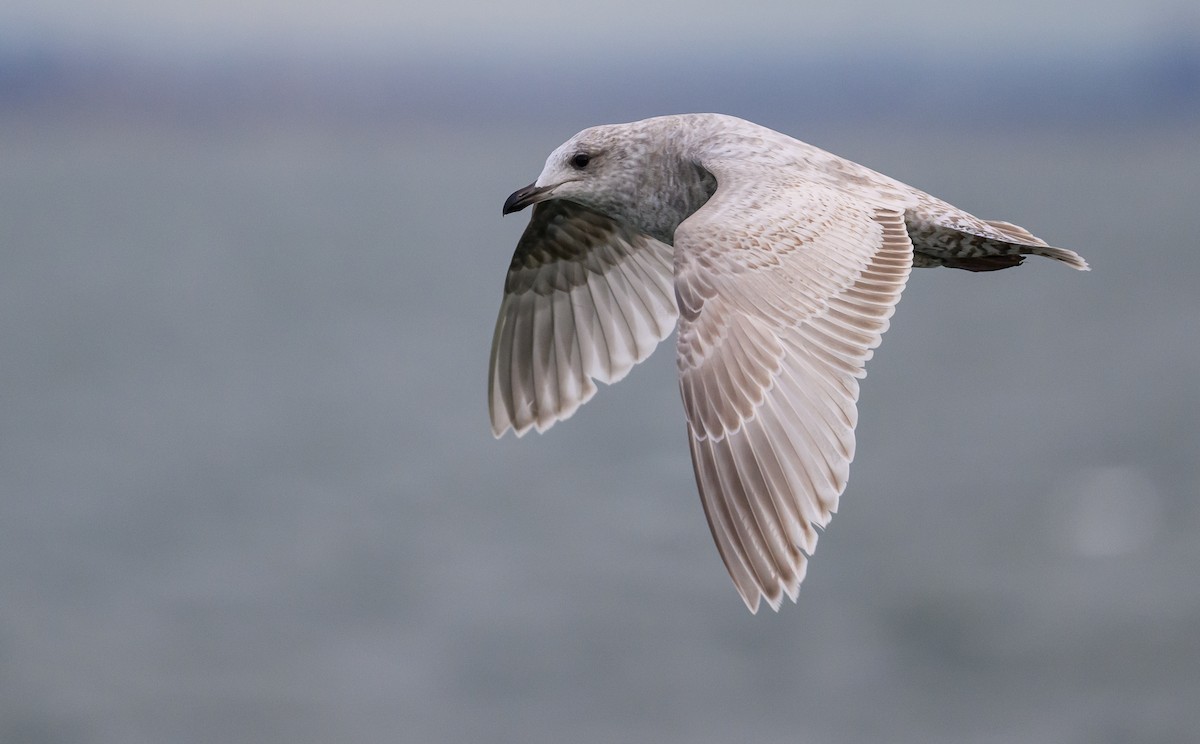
top-left (674, 176), bottom-right (913, 612)
top-left (490, 199), bottom-right (679, 437)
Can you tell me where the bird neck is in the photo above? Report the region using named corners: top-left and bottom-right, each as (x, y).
top-left (629, 157), bottom-right (718, 245)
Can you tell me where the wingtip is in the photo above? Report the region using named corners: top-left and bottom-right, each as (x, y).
top-left (741, 582), bottom-right (801, 614)
top-left (490, 415), bottom-right (534, 439)
top-left (743, 593), bottom-right (761, 614)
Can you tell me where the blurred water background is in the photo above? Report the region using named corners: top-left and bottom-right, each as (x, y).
top-left (2, 2), bottom-right (1199, 742)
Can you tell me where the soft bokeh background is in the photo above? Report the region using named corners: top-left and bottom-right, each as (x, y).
top-left (3, 2), bottom-right (1199, 743)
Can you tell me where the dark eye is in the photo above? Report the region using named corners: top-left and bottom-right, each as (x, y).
top-left (570, 152), bottom-right (591, 169)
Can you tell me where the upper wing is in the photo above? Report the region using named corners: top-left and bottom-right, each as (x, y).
top-left (674, 175), bottom-right (913, 612)
top-left (489, 199), bottom-right (679, 437)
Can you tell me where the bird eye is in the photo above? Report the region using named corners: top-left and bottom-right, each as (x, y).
top-left (570, 152), bottom-right (591, 169)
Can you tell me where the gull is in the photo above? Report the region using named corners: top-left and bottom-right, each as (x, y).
top-left (489, 113), bottom-right (1088, 613)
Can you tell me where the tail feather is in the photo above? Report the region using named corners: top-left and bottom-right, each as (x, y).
top-left (1025, 244), bottom-right (1090, 271)
top-left (980, 218), bottom-right (1089, 271)
top-left (907, 210), bottom-right (1090, 273)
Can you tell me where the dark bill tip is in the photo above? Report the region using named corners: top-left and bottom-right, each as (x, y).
top-left (502, 182), bottom-right (551, 215)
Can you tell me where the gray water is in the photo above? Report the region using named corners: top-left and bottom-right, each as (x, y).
top-left (2, 110), bottom-right (1198, 743)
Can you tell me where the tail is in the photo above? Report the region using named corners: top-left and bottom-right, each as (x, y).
top-left (982, 219), bottom-right (1090, 271)
top-left (1020, 244), bottom-right (1090, 271)
top-left (909, 215), bottom-right (1090, 272)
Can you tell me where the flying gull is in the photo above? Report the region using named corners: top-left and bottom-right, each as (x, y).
top-left (489, 113), bottom-right (1088, 613)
